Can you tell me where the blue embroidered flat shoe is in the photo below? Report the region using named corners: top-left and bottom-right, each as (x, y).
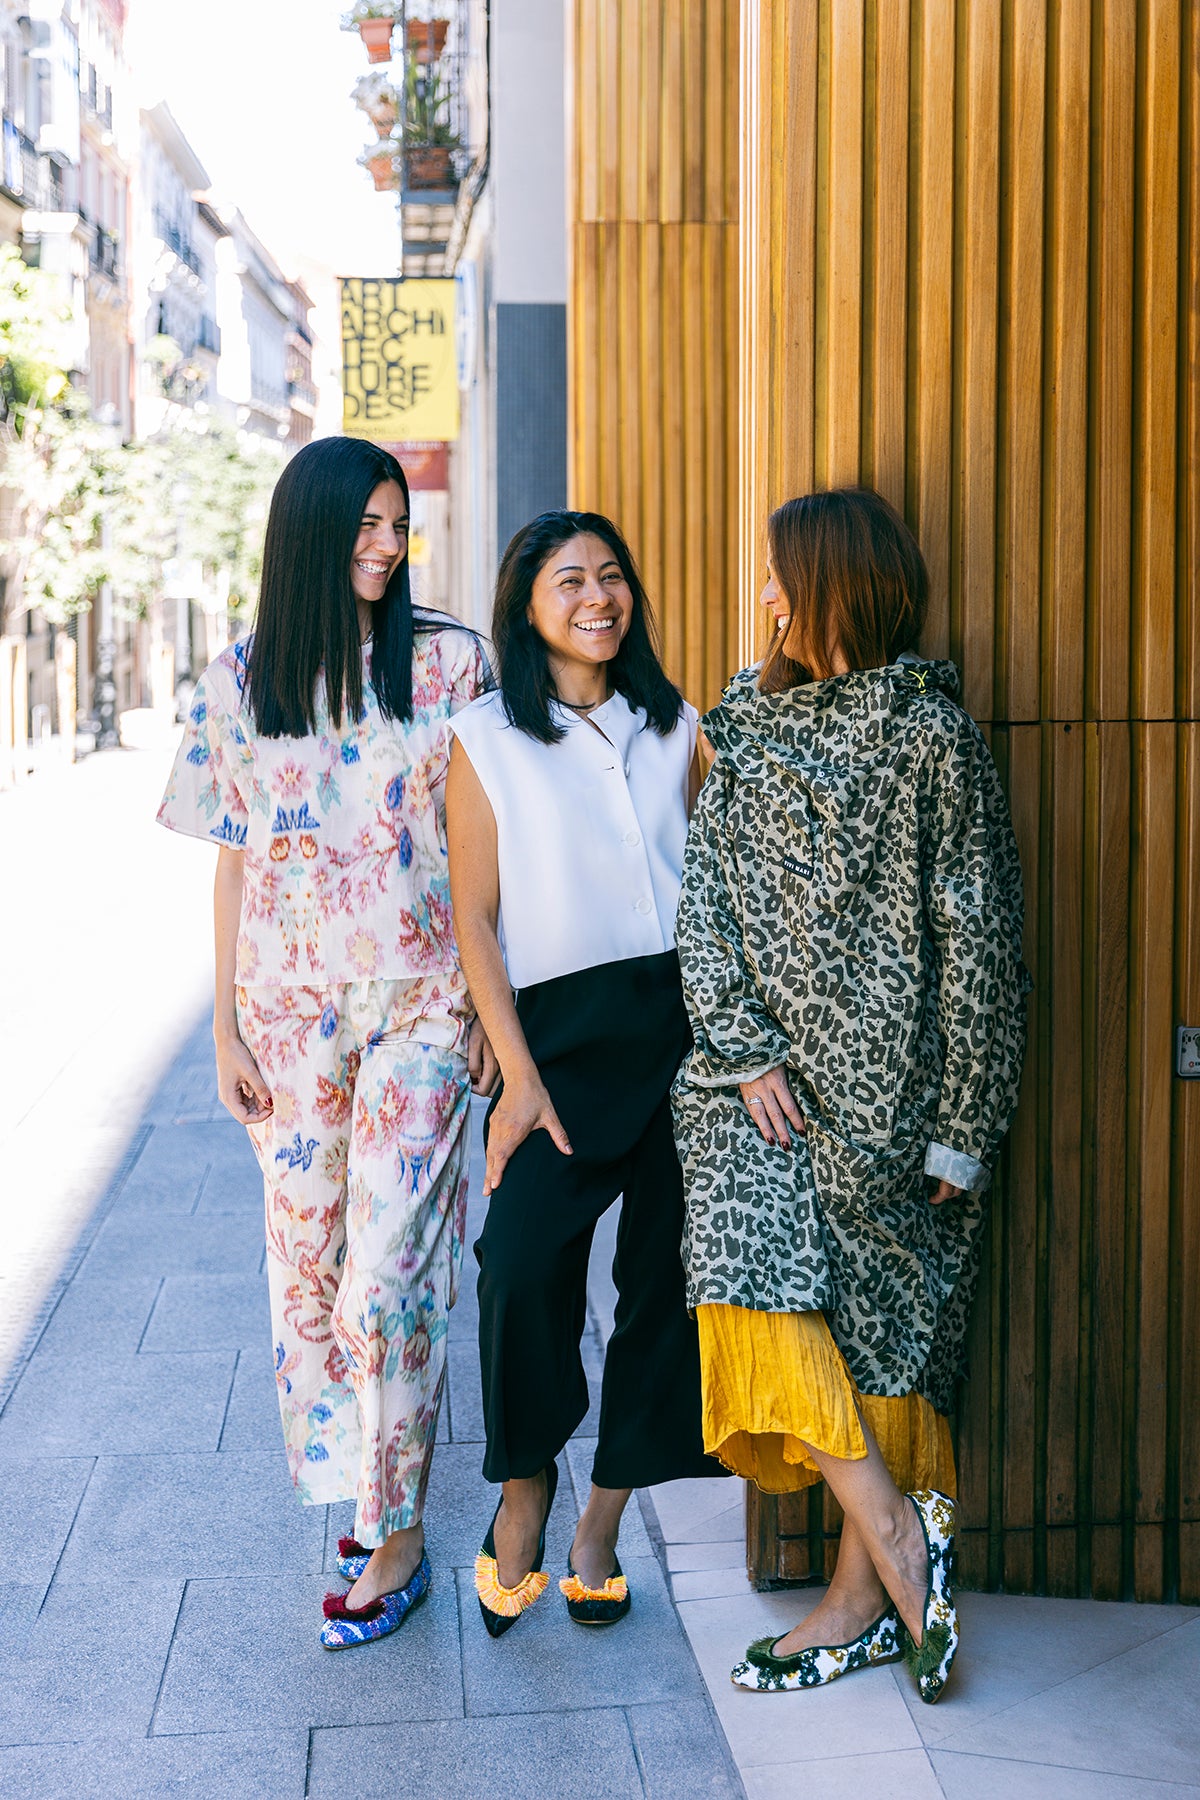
top-left (901, 1488), bottom-right (958, 1703)
top-left (319, 1551), bottom-right (431, 1650)
top-left (334, 1535), bottom-right (372, 1582)
top-left (730, 1605), bottom-right (902, 1691)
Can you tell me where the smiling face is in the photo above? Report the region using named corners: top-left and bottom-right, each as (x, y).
top-left (350, 479), bottom-right (409, 610)
top-left (525, 531), bottom-right (634, 674)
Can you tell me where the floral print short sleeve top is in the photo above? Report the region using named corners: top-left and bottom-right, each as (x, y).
top-left (157, 625), bottom-right (488, 987)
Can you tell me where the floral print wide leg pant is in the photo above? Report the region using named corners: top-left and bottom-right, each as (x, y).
top-left (237, 978), bottom-right (471, 1546)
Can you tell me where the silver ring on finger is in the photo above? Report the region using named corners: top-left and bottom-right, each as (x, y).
top-left (748, 1097), bottom-right (765, 1107)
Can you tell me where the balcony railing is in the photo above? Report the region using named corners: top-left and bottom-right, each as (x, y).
top-left (286, 377), bottom-right (317, 408)
top-left (90, 226), bottom-right (120, 279)
top-left (153, 211), bottom-right (202, 277)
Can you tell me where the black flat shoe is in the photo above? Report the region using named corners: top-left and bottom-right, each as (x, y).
top-left (474, 1460), bottom-right (559, 1639)
top-left (560, 1552), bottom-right (631, 1626)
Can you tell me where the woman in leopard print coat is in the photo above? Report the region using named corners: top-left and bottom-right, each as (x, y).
top-left (671, 489), bottom-right (1028, 1700)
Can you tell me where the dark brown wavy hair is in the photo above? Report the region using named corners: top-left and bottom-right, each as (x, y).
top-left (758, 488), bottom-right (929, 693)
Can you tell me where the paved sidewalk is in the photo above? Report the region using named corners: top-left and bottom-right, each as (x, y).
top-left (0, 1019), bottom-right (741, 1796)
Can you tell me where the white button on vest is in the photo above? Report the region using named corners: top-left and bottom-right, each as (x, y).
top-left (635, 896), bottom-right (652, 914)
top-left (625, 831), bottom-right (641, 846)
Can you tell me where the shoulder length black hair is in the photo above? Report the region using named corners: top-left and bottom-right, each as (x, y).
top-left (245, 436), bottom-right (418, 737)
top-left (492, 509), bottom-right (683, 743)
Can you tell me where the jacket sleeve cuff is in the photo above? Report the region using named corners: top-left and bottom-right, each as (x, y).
top-left (924, 1140), bottom-right (987, 1193)
top-left (680, 1055), bottom-right (785, 1091)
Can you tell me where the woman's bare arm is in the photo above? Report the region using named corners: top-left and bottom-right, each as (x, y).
top-left (213, 846), bottom-right (272, 1125)
top-left (446, 739), bottom-right (571, 1194)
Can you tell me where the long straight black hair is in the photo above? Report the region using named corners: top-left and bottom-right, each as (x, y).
top-left (246, 437), bottom-right (418, 737)
top-left (492, 510), bottom-right (683, 744)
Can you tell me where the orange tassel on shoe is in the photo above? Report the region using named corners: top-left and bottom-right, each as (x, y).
top-left (473, 1553), bottom-right (550, 1619)
top-left (558, 1573), bottom-right (629, 1604)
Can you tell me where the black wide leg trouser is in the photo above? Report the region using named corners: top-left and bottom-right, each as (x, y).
top-left (475, 950), bottom-right (723, 1489)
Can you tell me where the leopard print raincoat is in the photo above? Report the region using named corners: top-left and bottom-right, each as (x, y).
top-left (671, 658), bottom-right (1029, 1414)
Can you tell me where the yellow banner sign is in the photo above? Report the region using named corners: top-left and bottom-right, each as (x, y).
top-left (340, 278), bottom-right (459, 443)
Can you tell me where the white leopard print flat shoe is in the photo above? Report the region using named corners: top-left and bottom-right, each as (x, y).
top-left (730, 1605), bottom-right (903, 1692)
top-left (902, 1487), bottom-right (959, 1703)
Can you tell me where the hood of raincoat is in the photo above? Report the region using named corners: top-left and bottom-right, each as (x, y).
top-left (701, 656), bottom-right (966, 906)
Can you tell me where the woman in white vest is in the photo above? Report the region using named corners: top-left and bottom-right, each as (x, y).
top-left (446, 510), bottom-right (723, 1637)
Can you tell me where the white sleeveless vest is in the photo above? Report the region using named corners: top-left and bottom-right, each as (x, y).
top-left (448, 689), bottom-right (697, 988)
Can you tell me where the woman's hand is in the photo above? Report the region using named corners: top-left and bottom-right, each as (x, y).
top-left (468, 1016), bottom-right (501, 1096)
top-left (739, 1066), bottom-right (805, 1148)
top-left (928, 1180), bottom-right (964, 1206)
top-left (215, 1032), bottom-right (273, 1127)
top-left (483, 1075), bottom-right (572, 1196)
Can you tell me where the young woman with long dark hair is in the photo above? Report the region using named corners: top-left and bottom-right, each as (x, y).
top-left (672, 488), bottom-right (1028, 1701)
top-left (445, 510), bottom-right (723, 1638)
top-left (158, 436), bottom-right (492, 1649)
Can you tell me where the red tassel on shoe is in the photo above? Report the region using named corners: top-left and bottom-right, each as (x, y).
top-left (338, 1537), bottom-right (370, 1558)
top-left (323, 1590), bottom-right (383, 1623)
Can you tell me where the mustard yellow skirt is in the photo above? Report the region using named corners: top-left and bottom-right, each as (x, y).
top-left (696, 1304), bottom-right (956, 1497)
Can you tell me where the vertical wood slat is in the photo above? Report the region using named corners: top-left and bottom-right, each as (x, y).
top-left (1086, 723), bottom-right (1131, 1598)
top-left (569, 0), bottom-right (738, 709)
top-left (870, 0), bottom-right (909, 512)
top-left (1001, 0), bottom-right (1046, 723)
top-left (911, 0), bottom-right (955, 658)
top-left (825, 1), bottom-right (864, 485)
top-left (1177, 727), bottom-right (1200, 1599)
top-left (1088, 0), bottom-right (1135, 721)
top-left (956, 0), bottom-right (1000, 720)
top-left (1131, 725), bottom-right (1176, 1599)
top-left (734, 0), bottom-right (1199, 1602)
top-left (1131, 1), bottom-right (1179, 721)
top-left (1042, 0), bottom-right (1090, 721)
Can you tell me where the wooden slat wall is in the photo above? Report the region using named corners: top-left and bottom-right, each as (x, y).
top-left (739, 0), bottom-right (1200, 1604)
top-left (568, 0), bottom-right (740, 709)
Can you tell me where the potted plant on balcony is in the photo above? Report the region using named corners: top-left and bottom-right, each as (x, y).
top-left (357, 141), bottom-right (400, 193)
top-left (352, 71), bottom-right (400, 135)
top-left (406, 17), bottom-right (449, 63)
top-left (402, 61), bottom-right (461, 190)
top-left (340, 3), bottom-right (397, 66)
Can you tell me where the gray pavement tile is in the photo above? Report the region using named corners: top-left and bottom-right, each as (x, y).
top-left (0, 1457), bottom-right (95, 1582)
top-left (142, 1273), bottom-right (272, 1354)
top-left (744, 1748), bottom-right (941, 1799)
top-left (930, 1751), bottom-right (1200, 1799)
top-left (458, 1555), bottom-right (704, 1717)
top-left (0, 1577), bottom-right (183, 1744)
top-left (195, 1156), bottom-right (267, 1214)
top-left (154, 1573), bottom-right (464, 1732)
top-left (115, 1121), bottom-right (256, 1209)
top-left (218, 1348), bottom-right (285, 1452)
top-left (894, 1591), bottom-right (1200, 1746)
top-left (446, 1336), bottom-right (484, 1442)
top-left (78, 1211), bottom-right (264, 1278)
top-left (0, 1584), bottom-right (48, 1631)
top-left (30, 1277), bottom-right (161, 1360)
top-left (424, 1444), bottom-right (578, 1573)
top-left (929, 1616), bottom-right (1200, 1783)
top-left (309, 1710), bottom-right (645, 1799)
top-left (628, 1699), bottom-right (745, 1799)
top-left (0, 1351), bottom-right (236, 1456)
top-left (55, 1451), bottom-right (319, 1582)
top-left (0, 1731), bottom-right (309, 1799)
